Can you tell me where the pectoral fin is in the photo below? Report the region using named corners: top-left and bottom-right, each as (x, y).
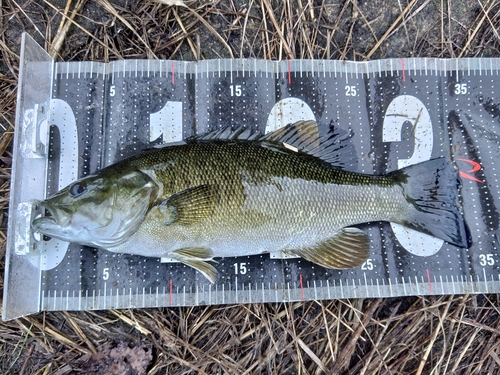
top-left (292, 228), bottom-right (370, 269)
top-left (158, 185), bottom-right (218, 225)
top-left (171, 247), bottom-right (217, 283)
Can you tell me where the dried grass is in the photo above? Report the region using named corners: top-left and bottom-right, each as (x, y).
top-left (1, 0), bottom-right (500, 373)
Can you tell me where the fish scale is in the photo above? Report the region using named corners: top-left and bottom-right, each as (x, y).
top-left (138, 141), bottom-right (399, 234)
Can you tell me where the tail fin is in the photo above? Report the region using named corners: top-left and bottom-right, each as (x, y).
top-left (390, 158), bottom-right (471, 248)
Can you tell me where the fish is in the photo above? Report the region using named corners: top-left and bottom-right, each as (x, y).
top-left (31, 121), bottom-right (470, 283)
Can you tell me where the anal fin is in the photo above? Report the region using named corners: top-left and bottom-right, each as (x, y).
top-left (292, 228), bottom-right (370, 269)
top-left (172, 247), bottom-right (214, 260)
top-left (171, 247), bottom-right (217, 283)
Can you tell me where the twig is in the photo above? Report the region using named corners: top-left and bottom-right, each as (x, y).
top-left (62, 312), bottom-right (97, 355)
top-left (42, 0), bottom-right (115, 54)
top-left (365, 0), bottom-right (418, 59)
top-left (415, 299), bottom-right (451, 375)
top-left (458, 0), bottom-right (495, 57)
top-left (10, 0), bottom-right (45, 38)
top-left (340, 20), bottom-right (356, 60)
top-left (172, 7), bottom-right (198, 58)
top-left (239, 0), bottom-right (254, 58)
top-left (477, 0), bottom-right (500, 41)
top-left (18, 344), bottom-right (34, 375)
top-left (330, 299), bottom-right (381, 374)
top-left (4, 323), bottom-right (33, 375)
top-left (186, 7), bottom-right (234, 58)
top-left (49, 0), bottom-right (87, 58)
top-left (262, 0), bottom-right (293, 59)
top-left (96, 0), bottom-right (158, 58)
top-left (109, 310), bottom-right (152, 335)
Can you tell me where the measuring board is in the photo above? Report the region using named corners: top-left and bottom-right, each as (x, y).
top-left (4, 33), bottom-right (500, 320)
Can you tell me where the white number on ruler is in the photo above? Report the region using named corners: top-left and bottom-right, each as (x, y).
top-left (479, 254), bottom-right (495, 266)
top-left (454, 83), bottom-right (467, 95)
top-left (149, 101), bottom-right (183, 143)
top-left (234, 262), bottom-right (248, 275)
top-left (230, 85), bottom-right (242, 97)
top-left (28, 99), bottom-right (79, 271)
top-left (345, 85), bottom-right (357, 96)
top-left (265, 97), bottom-right (316, 134)
top-left (103, 268), bottom-right (110, 280)
top-left (382, 95), bottom-right (443, 257)
top-left (110, 85), bottom-right (116, 97)
top-left (266, 98), bottom-right (316, 259)
top-left (361, 259), bottom-right (374, 271)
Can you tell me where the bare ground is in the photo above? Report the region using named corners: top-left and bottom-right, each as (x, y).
top-left (1, 0), bottom-right (500, 374)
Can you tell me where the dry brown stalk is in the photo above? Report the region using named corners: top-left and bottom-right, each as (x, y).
top-left (49, 0), bottom-right (87, 58)
top-left (262, 0), bottom-right (293, 59)
top-left (459, 0), bottom-right (497, 57)
top-left (365, 0), bottom-right (419, 60)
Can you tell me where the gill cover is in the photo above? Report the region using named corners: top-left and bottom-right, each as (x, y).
top-left (32, 169), bottom-right (158, 249)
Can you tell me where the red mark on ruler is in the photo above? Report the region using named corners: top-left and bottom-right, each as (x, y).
top-left (169, 279), bottom-right (173, 306)
top-left (426, 269), bottom-right (433, 294)
top-left (288, 60), bottom-right (291, 84)
top-left (299, 274), bottom-right (305, 301)
top-left (456, 158), bottom-right (484, 183)
top-left (171, 61), bottom-right (175, 85)
top-left (401, 58), bottom-right (406, 82)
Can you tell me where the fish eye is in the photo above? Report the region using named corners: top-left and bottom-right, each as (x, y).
top-left (69, 182), bottom-right (87, 197)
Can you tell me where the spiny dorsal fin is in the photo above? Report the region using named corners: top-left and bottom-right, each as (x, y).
top-left (186, 121), bottom-right (357, 170)
top-left (157, 185), bottom-right (219, 225)
top-left (291, 227), bottom-right (370, 269)
top-left (261, 121), bottom-right (358, 169)
top-left (262, 120), bottom-right (320, 152)
top-left (185, 126), bottom-right (262, 142)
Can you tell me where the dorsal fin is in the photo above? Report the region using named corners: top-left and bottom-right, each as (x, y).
top-left (262, 120), bottom-right (320, 153)
top-left (261, 121), bottom-right (357, 169)
top-left (186, 121), bottom-right (357, 169)
top-left (185, 126), bottom-right (262, 143)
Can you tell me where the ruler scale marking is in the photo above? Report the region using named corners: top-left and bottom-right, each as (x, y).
top-left (6, 49), bottom-right (500, 318)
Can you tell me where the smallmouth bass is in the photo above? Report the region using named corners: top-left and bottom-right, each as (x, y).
top-left (32, 121), bottom-right (470, 282)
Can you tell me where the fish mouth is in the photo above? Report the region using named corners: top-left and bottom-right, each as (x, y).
top-left (31, 202), bottom-right (71, 234)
